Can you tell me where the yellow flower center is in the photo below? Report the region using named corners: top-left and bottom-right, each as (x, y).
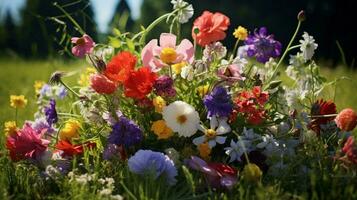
top-left (176, 115), bottom-right (187, 124)
top-left (160, 47), bottom-right (177, 64)
top-left (205, 129), bottom-right (216, 139)
top-left (198, 142), bottom-right (211, 160)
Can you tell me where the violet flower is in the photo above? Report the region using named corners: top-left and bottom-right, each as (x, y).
top-left (203, 86), bottom-right (233, 117)
top-left (44, 99), bottom-right (58, 126)
top-left (108, 117), bottom-right (142, 147)
top-left (153, 75), bottom-right (176, 97)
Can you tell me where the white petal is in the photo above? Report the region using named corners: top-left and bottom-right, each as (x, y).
top-left (197, 124), bottom-right (206, 133)
top-left (210, 115), bottom-right (218, 129)
top-left (216, 118), bottom-right (231, 135)
top-left (208, 140), bottom-right (216, 148)
top-left (256, 141), bottom-right (267, 149)
top-left (192, 136), bottom-right (206, 146)
top-left (216, 136), bottom-right (226, 144)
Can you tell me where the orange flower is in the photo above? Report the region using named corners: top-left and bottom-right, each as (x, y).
top-left (123, 67), bottom-right (157, 99)
top-left (90, 74), bottom-right (118, 94)
top-left (192, 11), bottom-right (230, 47)
top-left (104, 51), bottom-right (137, 83)
top-left (335, 108), bottom-right (357, 132)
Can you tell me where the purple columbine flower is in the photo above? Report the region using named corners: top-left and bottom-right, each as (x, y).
top-left (153, 75), bottom-right (176, 97)
top-left (245, 27), bottom-right (282, 63)
top-left (203, 86), bottom-right (233, 117)
top-left (128, 150), bottom-right (177, 185)
top-left (108, 117), bottom-right (142, 147)
top-left (44, 99), bottom-right (58, 126)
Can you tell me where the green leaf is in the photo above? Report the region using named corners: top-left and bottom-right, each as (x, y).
top-left (112, 28), bottom-right (121, 37)
top-left (109, 36), bottom-right (121, 48)
top-left (126, 38), bottom-right (135, 51)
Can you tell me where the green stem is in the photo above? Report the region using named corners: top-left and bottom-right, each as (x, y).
top-left (288, 44), bottom-right (301, 51)
top-left (231, 39), bottom-right (240, 61)
top-left (15, 108), bottom-right (18, 125)
top-left (266, 21), bottom-right (301, 85)
top-left (59, 80), bottom-right (81, 98)
top-left (53, 2), bottom-right (85, 35)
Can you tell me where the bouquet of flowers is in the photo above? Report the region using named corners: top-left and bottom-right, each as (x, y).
top-left (4, 1), bottom-right (357, 198)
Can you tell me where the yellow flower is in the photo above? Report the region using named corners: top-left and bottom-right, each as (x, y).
top-left (196, 85), bottom-right (209, 98)
top-left (233, 26), bottom-right (248, 40)
top-left (34, 81), bottom-right (45, 95)
top-left (153, 96), bottom-right (166, 113)
top-left (10, 95), bottom-right (28, 109)
top-left (4, 121), bottom-right (17, 136)
top-left (151, 120), bottom-right (173, 139)
top-left (242, 163), bottom-right (262, 182)
top-left (59, 119), bottom-right (81, 140)
top-left (198, 142), bottom-right (211, 160)
top-left (172, 61), bottom-right (188, 75)
top-left (78, 67), bottom-right (96, 86)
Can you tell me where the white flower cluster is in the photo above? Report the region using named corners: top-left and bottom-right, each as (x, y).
top-left (171, 0), bottom-right (194, 24)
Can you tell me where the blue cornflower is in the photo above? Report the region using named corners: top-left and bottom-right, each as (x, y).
top-left (128, 150), bottom-right (177, 185)
top-left (245, 27), bottom-right (282, 63)
top-left (44, 99), bottom-right (58, 125)
top-left (108, 117), bottom-right (142, 147)
top-left (203, 86), bottom-right (233, 117)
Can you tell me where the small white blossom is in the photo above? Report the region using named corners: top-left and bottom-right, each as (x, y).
top-left (180, 65), bottom-right (194, 80)
top-left (289, 52), bottom-right (305, 66)
top-left (224, 139), bottom-right (251, 162)
top-left (299, 32), bottom-right (318, 61)
top-left (256, 134), bottom-right (280, 156)
top-left (171, 0), bottom-right (194, 24)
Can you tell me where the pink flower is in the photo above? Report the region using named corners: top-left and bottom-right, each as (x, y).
top-left (71, 34), bottom-right (95, 58)
top-left (335, 108), bottom-right (357, 132)
top-left (217, 64), bottom-right (245, 84)
top-left (142, 33), bottom-right (194, 72)
top-left (342, 136), bottom-right (357, 164)
top-left (6, 123), bottom-right (50, 161)
top-left (90, 74), bottom-right (118, 94)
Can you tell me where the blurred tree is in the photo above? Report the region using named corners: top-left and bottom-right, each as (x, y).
top-left (109, 0), bottom-right (134, 33)
top-left (18, 0), bottom-right (97, 58)
top-left (0, 11), bottom-right (19, 54)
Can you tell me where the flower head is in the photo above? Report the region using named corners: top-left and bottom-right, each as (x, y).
top-left (299, 32), bottom-right (318, 62)
top-left (78, 68), bottom-right (96, 86)
top-left (242, 163), bottom-right (262, 182)
top-left (128, 150), bottom-right (178, 185)
top-left (31, 117), bottom-right (55, 134)
top-left (203, 42), bottom-right (227, 62)
top-left (192, 11), bottom-right (230, 46)
top-left (108, 117), bottom-right (142, 147)
top-left (34, 81), bottom-right (45, 95)
top-left (71, 34), bottom-right (95, 58)
top-left (335, 108), bottom-right (357, 132)
top-left (56, 140), bottom-right (96, 158)
top-left (123, 67), bottom-right (157, 99)
top-left (153, 96), bottom-right (166, 113)
top-left (44, 99), bottom-right (58, 126)
top-left (171, 0), bottom-right (194, 24)
top-left (197, 84), bottom-right (209, 98)
top-left (6, 124), bottom-right (50, 161)
top-left (10, 95), bottom-right (27, 109)
top-left (142, 33), bottom-right (194, 72)
top-left (4, 121), bottom-right (17, 136)
top-left (203, 86), bottom-right (233, 117)
top-left (151, 120), bottom-right (173, 139)
top-left (153, 75), bottom-right (176, 97)
top-left (233, 26), bottom-right (248, 40)
top-left (342, 136), bottom-right (357, 165)
top-left (245, 27), bottom-right (282, 63)
top-left (309, 99), bottom-right (337, 135)
top-left (198, 142), bottom-right (211, 160)
top-left (104, 51), bottom-right (136, 83)
top-left (90, 73), bottom-right (118, 94)
top-left (59, 119), bottom-right (81, 141)
top-left (163, 101), bottom-right (200, 137)
top-left (217, 62), bottom-right (245, 84)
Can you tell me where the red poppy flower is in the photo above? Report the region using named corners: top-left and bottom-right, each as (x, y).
top-left (309, 99), bottom-right (336, 135)
top-left (90, 74), bottom-right (118, 94)
top-left (55, 140), bottom-right (96, 157)
top-left (123, 67), bottom-right (157, 99)
top-left (104, 51), bottom-right (137, 83)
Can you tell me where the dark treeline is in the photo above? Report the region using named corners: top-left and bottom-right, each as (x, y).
top-left (0, 0), bottom-right (356, 66)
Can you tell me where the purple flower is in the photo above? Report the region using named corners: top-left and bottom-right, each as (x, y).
top-left (44, 99), bottom-right (58, 126)
top-left (108, 117), bottom-right (142, 147)
top-left (31, 118), bottom-right (56, 135)
top-left (245, 27), bottom-right (282, 63)
top-left (203, 86), bottom-right (233, 117)
top-left (71, 34), bottom-right (95, 58)
top-left (103, 144), bottom-right (121, 160)
top-left (153, 75), bottom-right (176, 97)
top-left (184, 156), bottom-right (238, 189)
top-left (57, 86), bottom-right (67, 99)
top-left (128, 150), bottom-right (177, 185)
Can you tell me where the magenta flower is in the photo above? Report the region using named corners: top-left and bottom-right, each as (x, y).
top-left (6, 123), bottom-right (50, 161)
top-left (71, 34), bottom-right (95, 58)
top-left (141, 33), bottom-right (194, 72)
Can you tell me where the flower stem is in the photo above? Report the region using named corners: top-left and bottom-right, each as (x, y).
top-left (231, 39), bottom-right (240, 61)
top-left (59, 80), bottom-right (81, 98)
top-left (53, 2), bottom-right (85, 35)
top-left (15, 108), bottom-right (18, 125)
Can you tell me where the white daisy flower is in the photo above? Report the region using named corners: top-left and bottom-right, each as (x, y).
top-left (193, 115), bottom-right (231, 148)
top-left (163, 101), bottom-right (200, 137)
top-left (299, 32), bottom-right (318, 61)
top-left (171, 0), bottom-right (194, 24)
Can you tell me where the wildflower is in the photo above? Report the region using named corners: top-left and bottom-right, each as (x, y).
top-left (153, 96), bottom-right (166, 113)
top-left (59, 119), bottom-right (81, 141)
top-left (203, 42), bottom-right (227, 62)
top-left (31, 117), bottom-right (55, 134)
top-left (78, 68), bottom-right (96, 86)
top-left (90, 74), bottom-right (118, 94)
top-left (299, 32), bottom-right (318, 61)
top-left (297, 10), bottom-right (306, 22)
top-left (71, 34), bottom-right (95, 58)
top-left (217, 62), bottom-right (245, 84)
top-left (123, 67), bottom-right (157, 99)
top-left (44, 99), bottom-right (58, 126)
top-left (6, 124), bottom-right (50, 161)
top-left (198, 142), bottom-right (211, 160)
top-left (4, 121), bottom-right (17, 136)
top-left (128, 150), bottom-right (178, 185)
top-left (171, 0), bottom-right (194, 24)
top-left (242, 163), bottom-right (262, 182)
top-left (185, 156), bottom-right (238, 189)
top-left (245, 27), bottom-right (282, 63)
top-left (103, 144), bottom-right (122, 160)
top-left (10, 95), bottom-right (28, 109)
top-left (108, 117), bottom-right (142, 147)
top-left (172, 61), bottom-right (188, 74)
top-left (151, 120), bottom-right (173, 139)
top-left (233, 26), bottom-right (248, 40)
top-left (225, 139), bottom-right (251, 162)
top-left (203, 86), bottom-right (233, 117)
top-left (163, 101), bottom-right (200, 137)
top-left (256, 134), bottom-right (280, 155)
top-left (55, 140), bottom-right (96, 157)
top-left (49, 71), bottom-right (65, 85)
top-left (34, 81), bottom-right (45, 95)
top-left (197, 84), bottom-right (209, 98)
top-left (342, 136), bottom-right (357, 164)
top-left (192, 11), bottom-right (230, 46)
top-left (153, 75), bottom-right (176, 97)
top-left (180, 65), bottom-right (194, 80)
top-left (193, 115), bottom-right (231, 148)
top-left (104, 51), bottom-right (136, 83)
top-left (142, 33), bottom-right (194, 72)
top-left (309, 99), bottom-right (336, 135)
top-left (102, 110), bottom-right (123, 126)
top-left (335, 108), bottom-right (357, 132)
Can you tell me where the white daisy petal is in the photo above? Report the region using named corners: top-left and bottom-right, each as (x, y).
top-left (216, 136), bottom-right (226, 144)
top-left (208, 140), bottom-right (217, 148)
top-left (193, 136), bottom-right (206, 146)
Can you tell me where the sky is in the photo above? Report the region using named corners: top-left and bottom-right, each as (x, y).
top-left (0, 0), bottom-right (143, 32)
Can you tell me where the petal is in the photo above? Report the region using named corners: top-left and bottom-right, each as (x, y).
top-left (208, 140), bottom-right (217, 148)
top-left (216, 136), bottom-right (226, 144)
top-left (210, 115), bottom-right (218, 130)
top-left (142, 39), bottom-right (158, 66)
top-left (176, 39), bottom-right (194, 63)
top-left (197, 124), bottom-right (206, 133)
top-left (216, 117), bottom-right (231, 135)
top-left (160, 33), bottom-right (177, 48)
top-left (193, 136), bottom-right (206, 146)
